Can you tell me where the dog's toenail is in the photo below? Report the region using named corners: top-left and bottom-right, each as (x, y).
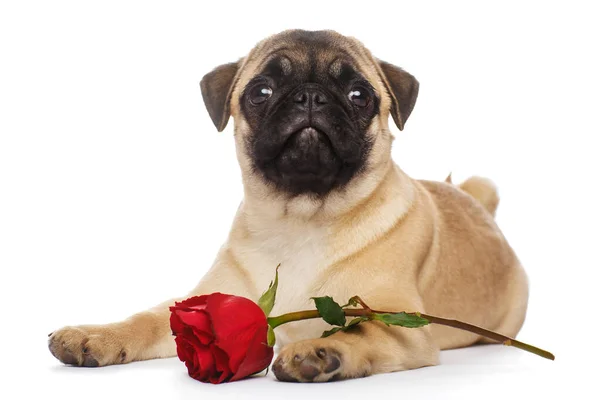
top-left (317, 348), bottom-right (326, 359)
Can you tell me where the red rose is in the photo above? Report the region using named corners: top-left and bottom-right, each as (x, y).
top-left (169, 293), bottom-right (274, 384)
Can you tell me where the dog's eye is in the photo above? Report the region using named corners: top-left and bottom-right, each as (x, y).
top-left (348, 87), bottom-right (369, 107)
top-left (249, 84), bottom-right (273, 105)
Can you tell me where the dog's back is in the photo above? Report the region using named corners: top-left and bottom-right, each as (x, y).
top-left (417, 177), bottom-right (528, 349)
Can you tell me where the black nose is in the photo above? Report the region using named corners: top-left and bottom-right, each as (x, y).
top-left (293, 87), bottom-right (329, 111)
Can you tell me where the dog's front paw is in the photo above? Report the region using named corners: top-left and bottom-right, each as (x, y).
top-left (48, 325), bottom-right (129, 367)
top-left (272, 339), bottom-right (351, 382)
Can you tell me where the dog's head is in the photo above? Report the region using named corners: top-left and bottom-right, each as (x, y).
top-left (201, 30), bottom-right (418, 197)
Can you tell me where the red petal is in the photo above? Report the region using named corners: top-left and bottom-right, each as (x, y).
top-left (210, 344), bottom-right (234, 384)
top-left (174, 310), bottom-right (213, 344)
top-left (175, 335), bottom-right (217, 383)
top-left (174, 335), bottom-right (193, 363)
top-left (194, 345), bottom-right (216, 383)
top-left (176, 336), bottom-right (203, 380)
top-left (204, 293), bottom-right (268, 372)
top-left (170, 296), bottom-right (211, 336)
top-left (169, 311), bottom-right (186, 335)
top-left (229, 326), bottom-right (274, 382)
top-left (173, 295), bottom-right (210, 309)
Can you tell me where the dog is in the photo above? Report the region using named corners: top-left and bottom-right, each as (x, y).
top-left (48, 29), bottom-right (528, 382)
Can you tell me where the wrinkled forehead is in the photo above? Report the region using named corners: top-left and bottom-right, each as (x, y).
top-left (234, 30), bottom-right (384, 92)
top-left (252, 31), bottom-right (365, 77)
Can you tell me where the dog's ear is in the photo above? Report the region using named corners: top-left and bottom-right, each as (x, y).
top-left (377, 61), bottom-right (419, 131)
top-left (200, 61), bottom-right (240, 132)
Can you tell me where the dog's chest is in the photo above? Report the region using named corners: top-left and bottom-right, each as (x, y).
top-left (238, 219), bottom-right (330, 314)
top-left (247, 221), bottom-right (337, 345)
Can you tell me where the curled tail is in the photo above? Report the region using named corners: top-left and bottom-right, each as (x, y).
top-left (446, 173), bottom-right (500, 216)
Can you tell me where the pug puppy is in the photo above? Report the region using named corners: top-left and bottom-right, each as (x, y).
top-left (48, 30), bottom-right (528, 382)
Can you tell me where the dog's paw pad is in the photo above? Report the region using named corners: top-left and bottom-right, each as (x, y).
top-left (272, 343), bottom-right (342, 382)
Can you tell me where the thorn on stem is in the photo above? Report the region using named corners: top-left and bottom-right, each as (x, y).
top-left (351, 296), bottom-right (372, 311)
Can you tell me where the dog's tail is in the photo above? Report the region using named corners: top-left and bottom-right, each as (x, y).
top-left (446, 173), bottom-right (500, 216)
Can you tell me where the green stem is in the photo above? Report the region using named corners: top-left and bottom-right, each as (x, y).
top-left (268, 309), bottom-right (367, 329)
top-left (268, 308), bottom-right (554, 361)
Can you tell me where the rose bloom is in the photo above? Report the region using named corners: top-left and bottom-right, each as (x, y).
top-left (169, 293), bottom-right (274, 384)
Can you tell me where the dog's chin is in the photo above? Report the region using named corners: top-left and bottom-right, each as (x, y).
top-left (257, 127), bottom-right (343, 196)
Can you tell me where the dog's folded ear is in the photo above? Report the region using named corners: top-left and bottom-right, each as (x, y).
top-left (377, 61), bottom-right (419, 131)
top-left (200, 61), bottom-right (240, 132)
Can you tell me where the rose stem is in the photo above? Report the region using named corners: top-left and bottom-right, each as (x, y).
top-left (267, 309), bottom-right (554, 361)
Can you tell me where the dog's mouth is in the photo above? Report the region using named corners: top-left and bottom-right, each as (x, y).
top-left (249, 118), bottom-right (370, 195)
top-left (275, 127), bottom-right (340, 174)
top-left (286, 126), bottom-right (330, 146)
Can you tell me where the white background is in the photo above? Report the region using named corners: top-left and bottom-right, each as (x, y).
top-left (1, 1), bottom-right (598, 399)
